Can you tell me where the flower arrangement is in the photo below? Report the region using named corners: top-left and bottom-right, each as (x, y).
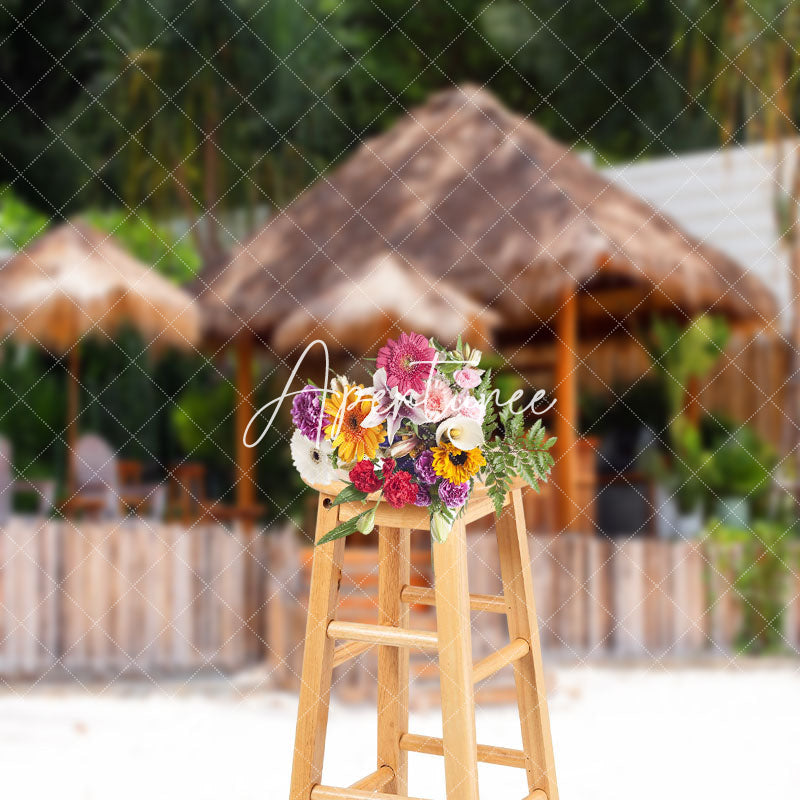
top-left (289, 333), bottom-right (557, 543)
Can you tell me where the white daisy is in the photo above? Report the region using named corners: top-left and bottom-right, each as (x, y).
top-left (290, 429), bottom-right (336, 485)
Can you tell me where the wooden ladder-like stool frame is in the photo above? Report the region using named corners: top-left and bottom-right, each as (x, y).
top-left (289, 482), bottom-right (559, 800)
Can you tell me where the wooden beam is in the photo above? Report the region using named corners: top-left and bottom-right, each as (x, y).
top-left (554, 292), bottom-right (579, 533)
top-left (400, 585), bottom-right (507, 614)
top-left (349, 766), bottom-right (394, 792)
top-left (399, 733), bottom-right (527, 769)
top-left (234, 334), bottom-right (256, 519)
top-left (66, 346), bottom-right (80, 492)
top-left (311, 787), bottom-right (429, 800)
top-left (472, 638), bottom-right (530, 684)
top-left (377, 527), bottom-right (411, 795)
top-left (327, 620), bottom-right (438, 651)
top-left (332, 640), bottom-right (373, 668)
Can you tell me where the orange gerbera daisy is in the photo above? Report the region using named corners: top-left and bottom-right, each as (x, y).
top-left (324, 384), bottom-right (384, 463)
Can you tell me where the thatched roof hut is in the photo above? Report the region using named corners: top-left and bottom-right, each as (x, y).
top-left (200, 84), bottom-right (776, 347)
top-left (198, 84), bottom-right (779, 532)
top-left (0, 222), bottom-right (200, 351)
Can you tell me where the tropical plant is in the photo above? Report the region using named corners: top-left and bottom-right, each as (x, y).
top-left (708, 519), bottom-right (795, 653)
top-left (83, 208), bottom-right (201, 283)
top-left (0, 185), bottom-right (49, 251)
top-left (701, 421), bottom-right (776, 500)
top-left (645, 315), bottom-right (729, 430)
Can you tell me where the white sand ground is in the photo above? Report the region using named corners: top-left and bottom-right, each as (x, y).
top-left (0, 665), bottom-right (798, 799)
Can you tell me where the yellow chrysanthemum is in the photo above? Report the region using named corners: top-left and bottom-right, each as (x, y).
top-left (431, 442), bottom-right (486, 484)
top-left (324, 384), bottom-right (384, 463)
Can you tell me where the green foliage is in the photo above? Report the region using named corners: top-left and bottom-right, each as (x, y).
top-left (708, 519), bottom-right (797, 653)
top-left (701, 422), bottom-right (776, 500)
top-left (645, 416), bottom-right (709, 514)
top-left (0, 344), bottom-right (65, 480)
top-left (330, 484), bottom-right (369, 506)
top-left (646, 315), bottom-right (729, 428)
top-left (482, 406), bottom-right (556, 516)
top-left (0, 185), bottom-right (49, 251)
top-left (171, 377), bottom-right (235, 469)
top-left (83, 209), bottom-right (201, 283)
top-left (1, 0), bottom-right (758, 227)
top-left (317, 506), bottom-right (375, 545)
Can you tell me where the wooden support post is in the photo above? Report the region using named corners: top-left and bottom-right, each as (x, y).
top-left (377, 526), bottom-right (411, 795)
top-left (496, 489), bottom-right (559, 799)
top-left (289, 496), bottom-right (346, 800)
top-left (234, 334), bottom-right (256, 521)
top-left (66, 346), bottom-right (80, 492)
top-left (554, 291), bottom-right (578, 533)
top-left (432, 518), bottom-right (480, 800)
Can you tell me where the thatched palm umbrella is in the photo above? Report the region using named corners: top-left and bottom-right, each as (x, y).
top-left (0, 221), bottom-right (200, 488)
top-left (271, 252), bottom-right (498, 354)
top-left (199, 84), bottom-right (778, 530)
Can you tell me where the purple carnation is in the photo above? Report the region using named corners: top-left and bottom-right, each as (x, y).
top-left (291, 386), bottom-right (329, 441)
top-left (413, 484), bottom-right (432, 507)
top-left (414, 450), bottom-right (437, 485)
top-left (438, 479), bottom-right (470, 509)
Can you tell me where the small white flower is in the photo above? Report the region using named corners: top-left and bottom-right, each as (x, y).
top-left (435, 415), bottom-right (485, 450)
top-left (467, 349), bottom-right (482, 367)
top-left (290, 429), bottom-right (336, 485)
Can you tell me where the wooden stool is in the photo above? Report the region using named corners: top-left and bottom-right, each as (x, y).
top-left (289, 481), bottom-right (559, 800)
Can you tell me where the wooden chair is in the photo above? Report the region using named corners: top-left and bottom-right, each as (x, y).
top-left (0, 436), bottom-right (56, 524)
top-left (289, 480), bottom-right (559, 800)
top-left (63, 436), bottom-right (166, 519)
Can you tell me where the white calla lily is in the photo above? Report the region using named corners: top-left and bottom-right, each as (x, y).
top-left (435, 415), bottom-right (484, 450)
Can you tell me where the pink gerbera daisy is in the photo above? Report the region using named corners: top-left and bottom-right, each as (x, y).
top-left (376, 332), bottom-right (436, 395)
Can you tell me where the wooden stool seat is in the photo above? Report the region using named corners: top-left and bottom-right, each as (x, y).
top-left (289, 481), bottom-right (559, 800)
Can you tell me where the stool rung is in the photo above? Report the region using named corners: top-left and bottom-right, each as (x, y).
top-left (349, 765), bottom-right (393, 791)
top-left (399, 733), bottom-right (527, 768)
top-left (311, 786), bottom-right (430, 800)
top-left (327, 620), bottom-right (438, 651)
top-left (524, 791), bottom-right (548, 800)
top-left (332, 640), bottom-right (374, 668)
top-left (472, 637), bottom-right (530, 684)
top-left (400, 585), bottom-right (507, 614)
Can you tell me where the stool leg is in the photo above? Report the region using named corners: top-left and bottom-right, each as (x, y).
top-left (495, 489), bottom-right (559, 800)
top-left (433, 518), bottom-right (480, 800)
top-left (377, 526), bottom-right (411, 794)
top-left (289, 495), bottom-right (346, 800)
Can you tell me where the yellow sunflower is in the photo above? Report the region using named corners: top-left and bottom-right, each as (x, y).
top-left (431, 443), bottom-right (486, 484)
top-left (324, 384), bottom-right (384, 463)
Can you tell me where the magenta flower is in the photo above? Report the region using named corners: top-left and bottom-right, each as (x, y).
top-left (438, 479), bottom-right (470, 509)
top-left (414, 450), bottom-right (437, 485)
top-left (291, 385), bottom-right (330, 442)
top-left (413, 484), bottom-right (432, 507)
top-left (376, 332), bottom-right (436, 395)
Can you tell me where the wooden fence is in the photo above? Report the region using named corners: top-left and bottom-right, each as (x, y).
top-left (1, 519), bottom-right (798, 682)
top-left (0, 518), bottom-right (275, 679)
